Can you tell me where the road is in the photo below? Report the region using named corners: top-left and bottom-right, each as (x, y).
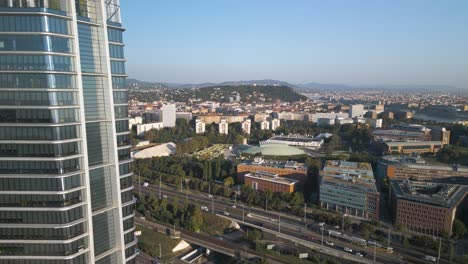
top-left (137, 182), bottom-right (458, 264)
top-left (136, 217), bottom-right (299, 264)
top-left (139, 184), bottom-right (391, 263)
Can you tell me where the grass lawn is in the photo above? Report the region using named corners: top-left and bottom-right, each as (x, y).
top-left (200, 213), bottom-right (232, 235)
top-left (136, 225), bottom-right (183, 261)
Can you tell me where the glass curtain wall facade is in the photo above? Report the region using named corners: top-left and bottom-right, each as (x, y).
top-left (0, 0), bottom-right (136, 263)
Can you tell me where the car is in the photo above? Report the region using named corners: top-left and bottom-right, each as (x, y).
top-left (424, 255), bottom-right (436, 262)
top-left (162, 195), bottom-right (168, 199)
top-left (325, 241), bottom-right (334, 246)
top-left (318, 222), bottom-right (325, 227)
top-left (355, 252), bottom-right (363, 257)
top-left (200, 206), bottom-right (209, 212)
top-left (143, 182), bottom-right (149, 187)
top-left (308, 236), bottom-right (317, 240)
top-left (231, 204), bottom-right (237, 208)
top-left (208, 194), bottom-right (213, 198)
top-left (334, 225), bottom-right (340, 229)
top-left (224, 211), bottom-right (230, 216)
top-left (343, 247), bottom-right (353, 253)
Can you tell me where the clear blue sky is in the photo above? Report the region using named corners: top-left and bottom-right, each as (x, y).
top-left (120, 0), bottom-right (468, 88)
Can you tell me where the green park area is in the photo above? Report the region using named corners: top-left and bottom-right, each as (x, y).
top-left (193, 144), bottom-right (232, 159)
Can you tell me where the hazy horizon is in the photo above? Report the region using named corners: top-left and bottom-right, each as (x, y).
top-left (121, 1), bottom-right (468, 88)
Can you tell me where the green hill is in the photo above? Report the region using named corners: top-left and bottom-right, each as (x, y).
top-left (173, 85), bottom-right (307, 103)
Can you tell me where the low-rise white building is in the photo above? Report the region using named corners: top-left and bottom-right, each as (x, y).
top-left (136, 122), bottom-right (164, 137)
top-left (271, 118), bottom-right (281, 131)
top-left (242, 118), bottom-right (251, 134)
top-left (195, 119), bottom-right (205, 134)
top-left (219, 119), bottom-right (229, 135)
top-left (129, 116), bottom-right (143, 129)
top-left (260, 120), bottom-right (270, 130)
top-left (367, 118), bottom-right (383, 128)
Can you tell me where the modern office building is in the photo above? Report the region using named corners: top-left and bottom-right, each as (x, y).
top-left (378, 155), bottom-right (468, 181)
top-left (0, 1), bottom-right (136, 263)
top-left (319, 161), bottom-right (380, 220)
top-left (372, 129), bottom-right (430, 142)
top-left (381, 141), bottom-right (443, 155)
top-left (244, 171), bottom-right (298, 193)
top-left (389, 180), bottom-right (468, 236)
top-left (237, 157), bottom-right (308, 183)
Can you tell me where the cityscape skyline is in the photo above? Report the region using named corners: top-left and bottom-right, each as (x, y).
top-left (121, 0), bottom-right (468, 88)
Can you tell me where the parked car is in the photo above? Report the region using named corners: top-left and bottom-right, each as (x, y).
top-left (355, 252), bottom-right (363, 257)
top-left (318, 222), bottom-right (325, 227)
top-left (325, 241), bottom-right (334, 246)
top-left (223, 211), bottom-right (230, 216)
top-left (143, 182), bottom-right (149, 187)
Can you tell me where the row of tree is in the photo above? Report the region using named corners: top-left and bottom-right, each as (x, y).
top-left (135, 156), bottom-right (237, 182)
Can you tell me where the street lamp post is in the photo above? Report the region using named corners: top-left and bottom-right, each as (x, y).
top-left (304, 203), bottom-right (307, 231)
top-left (342, 214), bottom-right (346, 233)
top-left (373, 243), bottom-right (376, 263)
top-left (387, 226), bottom-right (391, 247)
top-left (321, 227), bottom-right (324, 246)
top-left (242, 204), bottom-right (245, 222)
top-left (437, 237), bottom-right (442, 264)
top-left (212, 197), bottom-right (214, 214)
top-left (278, 215), bottom-right (281, 233)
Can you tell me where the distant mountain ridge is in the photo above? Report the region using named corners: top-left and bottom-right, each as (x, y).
top-left (127, 78), bottom-right (461, 93)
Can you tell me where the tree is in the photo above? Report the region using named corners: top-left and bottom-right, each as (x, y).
top-left (359, 222), bottom-right (376, 239)
top-left (452, 219), bottom-right (467, 238)
top-left (403, 237), bottom-right (410, 248)
top-left (223, 176), bottom-right (234, 187)
top-left (187, 205), bottom-right (204, 232)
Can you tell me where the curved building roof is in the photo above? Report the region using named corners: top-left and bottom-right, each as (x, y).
top-left (241, 144), bottom-right (306, 156)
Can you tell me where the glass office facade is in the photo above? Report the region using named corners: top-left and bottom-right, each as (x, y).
top-left (0, 0), bottom-right (136, 263)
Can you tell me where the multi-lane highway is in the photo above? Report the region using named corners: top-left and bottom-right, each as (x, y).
top-left (137, 183), bottom-right (453, 264)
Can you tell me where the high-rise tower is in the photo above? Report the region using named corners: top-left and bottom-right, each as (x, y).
top-left (0, 0), bottom-right (136, 263)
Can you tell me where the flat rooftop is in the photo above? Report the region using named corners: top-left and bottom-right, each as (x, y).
top-left (321, 160), bottom-right (377, 191)
top-left (268, 136), bottom-right (321, 143)
top-left (381, 155), bottom-right (468, 173)
top-left (384, 141), bottom-right (442, 147)
top-left (245, 171), bottom-right (298, 185)
top-left (240, 158), bottom-right (307, 171)
top-left (391, 180), bottom-right (468, 208)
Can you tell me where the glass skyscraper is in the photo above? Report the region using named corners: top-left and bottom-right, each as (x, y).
top-left (0, 0), bottom-right (136, 263)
